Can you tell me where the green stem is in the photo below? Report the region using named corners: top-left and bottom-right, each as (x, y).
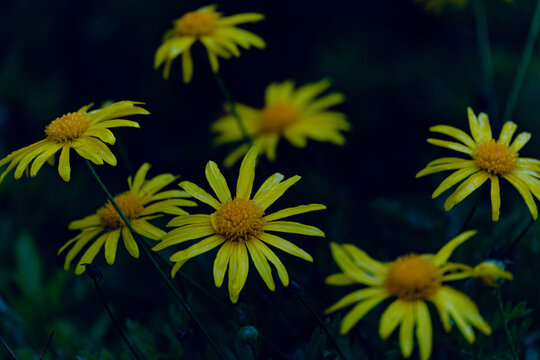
top-left (91, 278), bottom-right (142, 360)
top-left (502, 218), bottom-right (535, 257)
top-left (473, 0), bottom-right (499, 125)
top-left (84, 160), bottom-right (227, 360)
top-left (213, 73), bottom-right (252, 144)
top-left (39, 332), bottom-right (54, 360)
top-left (297, 295), bottom-right (348, 360)
top-left (502, 0), bottom-right (540, 124)
top-left (496, 287), bottom-right (519, 360)
top-left (0, 334), bottom-right (17, 360)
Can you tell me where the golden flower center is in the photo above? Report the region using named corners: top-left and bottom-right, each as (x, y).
top-left (98, 192), bottom-right (145, 229)
top-left (45, 112), bottom-right (89, 143)
top-left (472, 139), bottom-right (517, 175)
top-left (213, 198), bottom-right (264, 241)
top-left (259, 103), bottom-right (300, 132)
top-left (174, 11), bottom-right (217, 36)
top-left (384, 255), bottom-right (441, 301)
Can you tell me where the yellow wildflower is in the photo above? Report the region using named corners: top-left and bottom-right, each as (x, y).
top-left (58, 163), bottom-right (196, 274)
top-left (154, 5), bottom-right (265, 83)
top-left (211, 79), bottom-right (350, 166)
top-left (153, 146), bottom-right (326, 303)
top-left (472, 260), bottom-right (513, 287)
top-left (0, 101), bottom-right (148, 183)
top-left (326, 231), bottom-right (492, 360)
top-left (416, 108), bottom-right (540, 221)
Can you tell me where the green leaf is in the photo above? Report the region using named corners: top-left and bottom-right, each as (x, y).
top-left (14, 232), bottom-right (42, 299)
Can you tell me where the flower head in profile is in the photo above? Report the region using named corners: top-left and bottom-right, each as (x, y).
top-left (58, 163), bottom-right (196, 274)
top-left (153, 146), bottom-right (326, 303)
top-left (211, 79), bottom-right (350, 166)
top-left (325, 231), bottom-right (494, 360)
top-left (0, 101), bottom-right (148, 183)
top-left (416, 108), bottom-right (540, 221)
top-left (472, 260), bottom-right (513, 287)
top-left (154, 5), bottom-right (265, 83)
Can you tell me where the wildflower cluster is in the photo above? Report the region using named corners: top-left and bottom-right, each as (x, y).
top-left (0, 2), bottom-right (536, 360)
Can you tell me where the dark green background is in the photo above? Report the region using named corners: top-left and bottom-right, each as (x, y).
top-left (0, 0), bottom-right (539, 358)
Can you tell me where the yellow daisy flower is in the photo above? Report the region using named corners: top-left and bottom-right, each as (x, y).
top-left (154, 5), bottom-right (265, 83)
top-left (58, 163), bottom-right (197, 275)
top-left (416, 108), bottom-right (540, 221)
top-left (325, 231), bottom-right (493, 360)
top-left (0, 101), bottom-right (148, 183)
top-left (152, 146), bottom-right (326, 303)
top-left (211, 79), bottom-right (350, 167)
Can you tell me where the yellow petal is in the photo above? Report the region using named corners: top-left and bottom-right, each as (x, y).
top-left (214, 241), bottom-right (233, 287)
top-left (246, 240), bottom-right (276, 291)
top-left (236, 146), bottom-right (258, 199)
top-left (340, 294), bottom-right (387, 335)
top-left (205, 161), bottom-right (232, 203)
top-left (264, 204), bottom-right (326, 222)
top-left (444, 171), bottom-right (490, 211)
top-left (58, 146), bottom-right (71, 182)
top-left (180, 180), bottom-right (221, 209)
top-left (263, 221), bottom-right (325, 237)
top-left (433, 230), bottom-right (477, 266)
top-left (415, 301), bottom-right (433, 360)
top-left (379, 299), bottom-right (408, 339)
top-left (257, 232), bottom-right (313, 262)
top-left (104, 229), bottom-right (121, 265)
top-left (490, 175), bottom-right (500, 221)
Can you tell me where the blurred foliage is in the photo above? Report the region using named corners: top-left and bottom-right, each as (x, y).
top-left (1, 0), bottom-right (540, 359)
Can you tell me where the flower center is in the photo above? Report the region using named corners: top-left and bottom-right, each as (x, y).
top-left (384, 255), bottom-right (441, 301)
top-left (174, 10), bottom-right (217, 36)
top-left (98, 192), bottom-right (145, 229)
top-left (45, 112), bottom-right (89, 143)
top-left (472, 139), bottom-right (517, 175)
top-left (213, 198), bottom-right (264, 241)
top-left (259, 103), bottom-right (300, 132)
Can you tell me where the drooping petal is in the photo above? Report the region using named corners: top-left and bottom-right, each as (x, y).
top-left (325, 287), bottom-right (387, 314)
top-left (415, 301), bottom-right (433, 360)
top-left (490, 175), bottom-right (501, 222)
top-left (444, 171), bottom-right (490, 211)
top-left (214, 241), bottom-right (233, 287)
top-left (431, 168), bottom-right (479, 198)
top-left (58, 146), bottom-right (71, 182)
top-left (379, 299), bottom-right (409, 339)
top-left (503, 173), bottom-right (538, 220)
top-left (246, 239), bottom-right (276, 291)
top-left (340, 294), bottom-right (388, 335)
top-left (104, 229), bottom-right (121, 265)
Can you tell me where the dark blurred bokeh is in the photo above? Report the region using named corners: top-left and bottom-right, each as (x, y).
top-left (1, 0), bottom-right (539, 358)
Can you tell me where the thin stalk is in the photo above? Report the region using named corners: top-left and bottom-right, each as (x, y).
top-left (91, 278), bottom-right (142, 360)
top-left (213, 73), bottom-right (251, 143)
top-left (151, 242), bottom-right (232, 312)
top-left (502, 0), bottom-right (540, 124)
top-left (85, 160), bottom-right (227, 360)
top-left (496, 287), bottom-right (519, 360)
top-left (502, 218), bottom-right (535, 257)
top-left (0, 335), bottom-right (17, 360)
top-left (473, 0), bottom-right (499, 126)
top-left (297, 296), bottom-right (348, 360)
top-left (458, 188), bottom-right (483, 234)
top-left (39, 332), bottom-right (54, 360)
